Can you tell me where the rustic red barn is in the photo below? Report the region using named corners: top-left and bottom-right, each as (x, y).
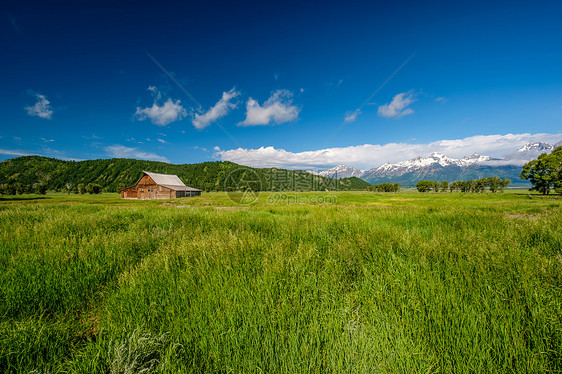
top-left (120, 171), bottom-right (202, 199)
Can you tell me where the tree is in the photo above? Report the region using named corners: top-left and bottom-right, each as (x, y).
top-left (416, 180), bottom-right (435, 192)
top-left (449, 181), bottom-right (460, 192)
top-left (556, 179), bottom-right (562, 194)
top-left (433, 181), bottom-right (440, 192)
top-left (35, 183), bottom-right (48, 195)
top-left (3, 184), bottom-right (16, 195)
top-left (520, 148), bottom-right (562, 194)
top-left (486, 176), bottom-right (501, 193)
top-left (499, 178), bottom-right (511, 192)
top-left (65, 183), bottom-right (74, 195)
top-left (85, 183), bottom-right (102, 194)
top-left (440, 181), bottom-right (448, 192)
top-left (368, 183), bottom-right (401, 192)
top-left (549, 147), bottom-right (562, 193)
top-left (15, 183), bottom-right (25, 195)
top-left (475, 179), bottom-right (486, 193)
top-left (77, 183), bottom-right (86, 194)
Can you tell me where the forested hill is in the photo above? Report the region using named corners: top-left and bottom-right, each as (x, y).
top-left (0, 156), bottom-right (371, 192)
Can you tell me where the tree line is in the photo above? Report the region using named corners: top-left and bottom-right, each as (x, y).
top-left (416, 177), bottom-right (511, 193)
top-left (520, 146), bottom-right (562, 194)
top-left (0, 182), bottom-right (103, 196)
top-left (367, 183), bottom-right (401, 192)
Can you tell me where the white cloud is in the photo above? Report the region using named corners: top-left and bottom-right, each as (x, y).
top-left (215, 133), bottom-right (562, 170)
top-left (0, 149), bottom-right (31, 157)
top-left (0, 148), bottom-right (82, 161)
top-left (40, 138), bottom-right (54, 143)
top-left (82, 134), bottom-right (102, 140)
top-left (378, 91), bottom-right (416, 118)
top-left (135, 86), bottom-right (187, 126)
top-left (344, 109), bottom-right (361, 123)
top-left (25, 93), bottom-right (53, 119)
top-left (135, 99), bottom-right (187, 126)
top-left (157, 138), bottom-right (168, 144)
top-left (105, 145), bottom-right (169, 162)
top-left (147, 86), bottom-right (162, 101)
top-left (192, 88), bottom-right (240, 129)
top-left (239, 90), bottom-right (300, 126)
top-left (435, 96), bottom-right (447, 103)
top-left (213, 146), bottom-right (221, 151)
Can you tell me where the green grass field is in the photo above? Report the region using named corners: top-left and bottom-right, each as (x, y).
top-left (1, 191), bottom-right (561, 373)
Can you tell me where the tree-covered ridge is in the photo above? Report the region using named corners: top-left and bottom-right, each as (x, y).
top-left (0, 156), bottom-right (371, 193)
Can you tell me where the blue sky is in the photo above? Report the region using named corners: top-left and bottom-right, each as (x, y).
top-left (1, 0), bottom-right (561, 169)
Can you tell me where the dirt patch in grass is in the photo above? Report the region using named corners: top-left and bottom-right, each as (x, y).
top-left (215, 206), bottom-right (250, 210)
top-left (506, 213), bottom-right (540, 220)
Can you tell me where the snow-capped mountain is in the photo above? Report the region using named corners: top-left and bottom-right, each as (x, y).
top-left (305, 141), bottom-right (560, 185)
top-left (371, 152), bottom-right (491, 176)
top-left (311, 165), bottom-right (365, 179)
top-left (506, 141), bottom-right (559, 161)
top-left (361, 151), bottom-right (522, 185)
top-left (516, 142), bottom-right (553, 153)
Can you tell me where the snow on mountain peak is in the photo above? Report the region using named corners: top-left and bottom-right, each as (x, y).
top-left (312, 165), bottom-right (365, 178)
top-left (516, 142), bottom-right (553, 153)
top-left (307, 141), bottom-right (560, 180)
top-left (371, 151), bottom-right (492, 175)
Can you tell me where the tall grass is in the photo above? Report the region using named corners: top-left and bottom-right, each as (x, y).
top-left (0, 191), bottom-right (561, 372)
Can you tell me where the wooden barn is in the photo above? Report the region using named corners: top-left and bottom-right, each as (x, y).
top-left (120, 171), bottom-right (202, 200)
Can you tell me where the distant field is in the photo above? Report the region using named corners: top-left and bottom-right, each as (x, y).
top-left (1, 191), bottom-right (561, 373)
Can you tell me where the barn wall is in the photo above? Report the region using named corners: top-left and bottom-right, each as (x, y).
top-left (120, 174), bottom-right (201, 199)
top-left (121, 175), bottom-right (175, 199)
top-left (121, 188), bottom-right (139, 199)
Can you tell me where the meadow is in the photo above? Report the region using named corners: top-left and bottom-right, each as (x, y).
top-left (0, 191), bottom-right (561, 373)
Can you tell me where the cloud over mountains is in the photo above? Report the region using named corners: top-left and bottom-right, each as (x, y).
top-left (216, 133), bottom-right (562, 170)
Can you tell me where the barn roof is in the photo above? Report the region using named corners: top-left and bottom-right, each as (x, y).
top-left (142, 171), bottom-right (202, 192)
top-left (143, 171), bottom-right (186, 186)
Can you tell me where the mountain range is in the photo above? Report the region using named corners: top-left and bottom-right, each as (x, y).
top-left (310, 141), bottom-right (562, 186)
